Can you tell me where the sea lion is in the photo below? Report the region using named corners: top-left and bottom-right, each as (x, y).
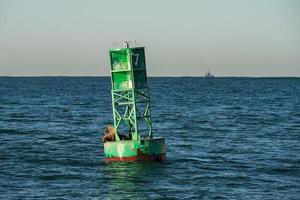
top-left (102, 125), bottom-right (115, 143)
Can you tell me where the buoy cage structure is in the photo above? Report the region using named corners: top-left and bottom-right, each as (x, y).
top-left (103, 42), bottom-right (166, 162)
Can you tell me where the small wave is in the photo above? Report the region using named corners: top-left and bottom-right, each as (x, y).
top-left (0, 128), bottom-right (29, 135)
top-left (171, 157), bottom-right (212, 163)
top-left (267, 167), bottom-right (300, 175)
top-left (39, 174), bottom-right (82, 181)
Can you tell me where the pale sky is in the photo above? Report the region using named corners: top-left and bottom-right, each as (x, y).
top-left (0, 0), bottom-right (299, 77)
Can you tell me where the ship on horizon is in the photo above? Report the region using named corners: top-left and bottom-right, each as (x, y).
top-left (204, 70), bottom-right (214, 78)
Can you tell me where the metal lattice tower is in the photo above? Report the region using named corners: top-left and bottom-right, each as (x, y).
top-left (109, 43), bottom-right (152, 141)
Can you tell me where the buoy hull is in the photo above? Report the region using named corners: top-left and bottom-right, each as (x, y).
top-left (104, 137), bottom-right (166, 162)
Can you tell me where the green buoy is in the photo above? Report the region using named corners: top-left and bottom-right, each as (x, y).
top-left (103, 42), bottom-right (166, 162)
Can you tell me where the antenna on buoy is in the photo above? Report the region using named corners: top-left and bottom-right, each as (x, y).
top-left (112, 42), bottom-right (119, 47)
top-left (123, 41), bottom-right (130, 48)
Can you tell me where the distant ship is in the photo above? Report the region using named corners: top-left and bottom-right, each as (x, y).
top-left (204, 70), bottom-right (214, 78)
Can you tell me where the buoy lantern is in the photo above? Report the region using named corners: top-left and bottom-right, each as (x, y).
top-left (103, 42), bottom-right (166, 162)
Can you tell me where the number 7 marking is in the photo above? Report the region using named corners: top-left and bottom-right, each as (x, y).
top-left (133, 54), bottom-right (139, 66)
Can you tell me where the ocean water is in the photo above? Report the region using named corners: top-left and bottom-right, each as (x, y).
top-left (0, 77), bottom-right (299, 199)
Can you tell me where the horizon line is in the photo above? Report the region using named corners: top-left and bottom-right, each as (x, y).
top-left (0, 75), bottom-right (299, 78)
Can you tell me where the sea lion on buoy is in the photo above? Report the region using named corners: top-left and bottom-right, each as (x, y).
top-left (102, 125), bottom-right (115, 143)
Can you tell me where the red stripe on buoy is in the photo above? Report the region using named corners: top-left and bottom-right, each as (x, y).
top-left (104, 154), bottom-right (166, 162)
top-left (104, 156), bottom-right (138, 162)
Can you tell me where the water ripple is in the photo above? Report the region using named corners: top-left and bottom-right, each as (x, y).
top-left (0, 77), bottom-right (299, 199)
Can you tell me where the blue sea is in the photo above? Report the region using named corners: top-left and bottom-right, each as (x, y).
top-left (0, 77), bottom-right (299, 199)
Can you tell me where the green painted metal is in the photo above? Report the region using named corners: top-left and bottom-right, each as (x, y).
top-left (104, 43), bottom-right (166, 161)
top-left (104, 140), bottom-right (140, 158)
top-left (104, 138), bottom-right (166, 161)
top-left (110, 47), bottom-right (147, 90)
top-left (109, 46), bottom-right (152, 141)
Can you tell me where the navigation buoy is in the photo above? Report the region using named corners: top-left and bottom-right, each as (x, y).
top-left (103, 42), bottom-right (166, 162)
